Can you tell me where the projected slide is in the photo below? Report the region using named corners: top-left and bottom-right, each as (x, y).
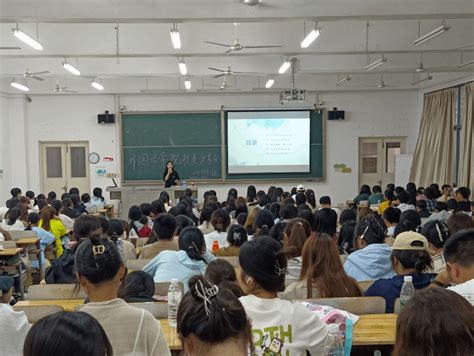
top-left (227, 111), bottom-right (310, 174)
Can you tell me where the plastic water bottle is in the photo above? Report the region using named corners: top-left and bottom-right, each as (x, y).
top-left (167, 278), bottom-right (182, 329)
top-left (324, 324), bottom-right (344, 356)
top-left (400, 275), bottom-right (415, 309)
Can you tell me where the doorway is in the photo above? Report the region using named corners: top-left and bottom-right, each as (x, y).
top-left (359, 137), bottom-right (406, 189)
top-left (40, 142), bottom-right (90, 195)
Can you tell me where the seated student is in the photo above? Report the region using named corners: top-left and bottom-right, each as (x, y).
top-left (39, 206), bottom-right (68, 258)
top-left (339, 208), bottom-right (357, 225)
top-left (318, 196), bottom-right (341, 219)
top-left (24, 311), bottom-right (112, 356)
top-left (415, 200), bottom-right (431, 218)
top-left (197, 205), bottom-right (215, 235)
top-left (71, 194), bottom-right (87, 216)
top-left (69, 187), bottom-right (80, 196)
top-left (297, 209), bottom-right (315, 230)
top-left (50, 200), bottom-right (74, 231)
top-left (204, 209), bottom-right (231, 250)
top-left (106, 219), bottom-right (136, 262)
top-left (305, 189), bottom-right (317, 210)
top-left (377, 189), bottom-right (395, 215)
top-left (91, 187), bottom-right (106, 209)
top-left (150, 199), bottom-right (166, 219)
top-left (436, 184), bottom-right (454, 202)
top-left (395, 191), bottom-right (415, 212)
top-left (26, 212), bottom-right (55, 275)
top-left (455, 186), bottom-right (471, 214)
top-left (0, 301), bottom-right (30, 355)
top-left (61, 197), bottom-right (79, 219)
top-left (368, 185), bottom-right (384, 206)
top-left (252, 209), bottom-right (275, 238)
top-left (269, 221), bottom-right (287, 243)
top-left (283, 218), bottom-right (311, 284)
top-left (338, 220), bottom-right (357, 255)
top-left (205, 259), bottom-right (244, 297)
top-left (81, 193), bottom-right (97, 214)
top-left (294, 193), bottom-right (307, 207)
top-left (140, 213), bottom-right (178, 259)
top-left (238, 237), bottom-right (329, 355)
top-left (177, 276), bottom-right (251, 356)
top-left (118, 270), bottom-right (157, 303)
top-left (353, 184), bottom-right (371, 205)
top-left (431, 229), bottom-right (474, 305)
top-left (5, 187), bottom-right (21, 208)
top-left (32, 194), bottom-right (46, 212)
top-left (243, 206), bottom-right (260, 236)
top-left (1, 207), bottom-right (26, 232)
top-left (365, 231), bottom-right (436, 313)
top-left (282, 233), bottom-right (361, 300)
top-left (0, 275), bottom-right (14, 304)
top-left (45, 215), bottom-right (101, 284)
top-left (393, 288), bottom-right (474, 356)
top-left (128, 205), bottom-right (152, 238)
top-left (446, 198), bottom-right (459, 213)
top-left (214, 224), bottom-right (248, 257)
top-left (313, 207), bottom-right (337, 237)
top-left (236, 212), bottom-right (248, 226)
top-left (16, 201), bottom-right (29, 223)
top-left (446, 211), bottom-right (474, 235)
top-left (399, 209), bottom-right (421, 230)
top-left (47, 191), bottom-right (57, 204)
top-left (344, 215), bottom-right (394, 281)
top-left (142, 227), bottom-right (216, 292)
top-left (269, 202), bottom-right (281, 224)
top-left (175, 215), bottom-right (194, 236)
top-left (76, 236), bottom-right (170, 355)
top-left (279, 203), bottom-right (298, 221)
top-left (423, 187), bottom-right (437, 212)
top-left (140, 203), bottom-right (154, 228)
top-left (420, 220), bottom-right (450, 273)
top-left (383, 207), bottom-right (400, 237)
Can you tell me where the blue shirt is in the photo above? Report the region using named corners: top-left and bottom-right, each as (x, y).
top-left (365, 272), bottom-right (436, 313)
top-left (344, 243), bottom-right (395, 281)
top-left (31, 227), bottom-right (56, 269)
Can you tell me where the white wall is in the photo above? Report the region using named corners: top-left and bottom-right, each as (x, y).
top-left (1, 90), bottom-right (420, 208)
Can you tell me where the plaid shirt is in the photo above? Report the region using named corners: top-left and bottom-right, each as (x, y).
top-left (426, 199), bottom-right (436, 212)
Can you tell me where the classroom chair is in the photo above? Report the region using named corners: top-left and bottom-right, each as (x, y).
top-left (155, 281), bottom-right (184, 296)
top-left (298, 296), bottom-right (386, 315)
top-left (27, 284), bottom-right (86, 300)
top-left (357, 280), bottom-right (374, 292)
top-left (7, 230), bottom-right (38, 241)
top-left (130, 302), bottom-right (168, 318)
top-left (125, 259), bottom-right (151, 271)
top-left (217, 256), bottom-right (239, 267)
top-left (14, 305), bottom-right (64, 323)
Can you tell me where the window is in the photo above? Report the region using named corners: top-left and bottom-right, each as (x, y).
top-left (385, 142), bottom-right (401, 174)
top-left (46, 147), bottom-right (62, 178)
top-left (70, 147), bottom-right (86, 178)
top-left (362, 142), bottom-right (378, 173)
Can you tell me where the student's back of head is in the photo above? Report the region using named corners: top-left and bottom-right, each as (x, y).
top-left (205, 259), bottom-right (237, 285)
top-left (338, 220), bottom-right (357, 254)
top-left (354, 215), bottom-right (386, 249)
top-left (150, 199), bottom-right (166, 216)
top-left (178, 227), bottom-right (207, 263)
top-left (175, 215), bottom-right (194, 235)
top-left (106, 219), bottom-right (125, 243)
top-left (280, 203), bottom-right (298, 220)
top-left (339, 209), bottom-right (357, 224)
top-left (153, 213), bottom-right (176, 240)
top-left (313, 208), bottom-right (337, 236)
top-left (400, 210), bottom-right (421, 228)
top-left (252, 209), bottom-right (274, 237)
top-left (390, 231), bottom-right (433, 273)
top-left (227, 224), bottom-right (248, 247)
top-left (420, 220), bottom-right (450, 250)
top-left (297, 209), bottom-right (315, 228)
top-left (383, 207), bottom-right (401, 225)
top-left (117, 270), bottom-right (155, 302)
top-left (295, 193), bottom-right (307, 206)
top-left (210, 208), bottom-right (231, 233)
top-left (283, 218), bottom-right (311, 258)
top-left (443, 229), bottom-right (474, 284)
top-left (74, 215), bottom-right (101, 241)
top-left (139, 203), bottom-right (152, 217)
top-left (447, 212), bottom-right (474, 235)
top-left (81, 193), bottom-right (91, 204)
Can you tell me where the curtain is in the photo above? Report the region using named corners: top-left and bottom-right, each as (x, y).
top-left (409, 87), bottom-right (455, 187)
top-left (458, 82), bottom-right (473, 192)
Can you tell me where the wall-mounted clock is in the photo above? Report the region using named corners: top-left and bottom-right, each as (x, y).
top-left (88, 152), bottom-right (100, 164)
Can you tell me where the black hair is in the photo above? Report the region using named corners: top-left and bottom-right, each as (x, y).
top-left (75, 234), bottom-right (123, 284)
top-left (162, 160), bottom-right (174, 178)
top-left (25, 191), bottom-right (35, 199)
top-left (208, 190), bottom-right (217, 197)
top-left (47, 191), bottom-right (57, 203)
top-left (383, 207), bottom-right (401, 224)
top-left (23, 311), bottom-right (113, 356)
top-left (236, 213), bottom-right (248, 226)
top-left (280, 203), bottom-right (298, 220)
top-left (92, 187), bottom-right (105, 202)
top-left (176, 215), bottom-right (194, 235)
top-left (416, 200), bottom-right (427, 210)
top-left (395, 186), bottom-right (406, 195)
top-left (443, 229), bottom-right (474, 268)
top-left (205, 259), bottom-right (237, 285)
top-left (258, 194), bottom-right (272, 207)
top-left (10, 187), bottom-right (21, 197)
top-left (397, 191), bottom-right (409, 204)
top-left (360, 185), bottom-right (371, 195)
top-left (246, 185), bottom-right (257, 202)
top-left (421, 220), bottom-right (450, 249)
top-left (70, 194), bottom-right (81, 206)
top-left (27, 212), bottom-right (40, 225)
top-left (61, 193), bottom-right (71, 201)
top-left (210, 209), bottom-right (231, 233)
top-left (281, 192), bottom-right (290, 200)
top-left (199, 206), bottom-right (213, 225)
top-left (235, 203), bottom-right (248, 218)
top-left (128, 205), bottom-right (142, 221)
top-left (269, 221), bottom-right (287, 243)
top-left (151, 199), bottom-right (166, 216)
top-left (152, 213), bottom-right (176, 241)
top-left (50, 199), bottom-right (63, 215)
top-left (314, 208), bottom-right (337, 235)
top-left (400, 210), bottom-right (421, 228)
top-left (338, 220), bottom-right (357, 254)
top-left (269, 202), bottom-right (281, 220)
top-left (228, 188), bottom-right (238, 200)
top-left (456, 187), bottom-right (471, 199)
top-left (283, 197), bottom-right (295, 206)
top-left (159, 191), bottom-right (170, 204)
top-left (417, 187), bottom-right (425, 195)
top-left (106, 219), bottom-right (125, 244)
top-left (227, 224), bottom-right (248, 247)
top-left (118, 270), bottom-right (155, 302)
top-left (305, 189), bottom-right (316, 209)
top-left (295, 193), bottom-right (307, 206)
top-left (297, 209), bottom-right (315, 228)
top-left (447, 198), bottom-right (459, 211)
top-left (319, 196), bottom-right (331, 206)
top-left (239, 237), bottom-right (287, 293)
top-left (5, 207), bottom-right (21, 225)
top-left (177, 275), bottom-right (252, 353)
top-left (339, 209), bottom-right (357, 224)
top-left (354, 215), bottom-right (386, 246)
top-left (73, 215), bottom-right (102, 241)
top-left (35, 193), bottom-right (46, 206)
top-left (391, 245), bottom-right (433, 273)
top-left (98, 216), bottom-right (110, 234)
top-left (178, 227), bottom-right (207, 264)
top-left (139, 203), bottom-right (152, 217)
top-left (62, 198), bottom-right (77, 218)
top-left (424, 187), bottom-right (436, 200)
top-left (37, 199), bottom-right (48, 212)
top-left (406, 182), bottom-right (417, 193)
top-left (386, 183), bottom-right (395, 191)
top-left (253, 209), bottom-right (274, 237)
top-left (394, 220), bottom-right (418, 238)
top-left (384, 189), bottom-right (396, 201)
top-left (81, 193), bottom-right (91, 204)
top-left (372, 185), bottom-right (382, 193)
top-left (69, 188), bottom-right (80, 195)
top-left (290, 187), bottom-right (297, 195)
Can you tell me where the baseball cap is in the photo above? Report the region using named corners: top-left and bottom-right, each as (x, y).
top-left (297, 184), bottom-right (305, 192)
top-left (392, 231), bottom-right (431, 252)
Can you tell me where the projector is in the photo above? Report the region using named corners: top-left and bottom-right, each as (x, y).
top-left (280, 89), bottom-right (307, 104)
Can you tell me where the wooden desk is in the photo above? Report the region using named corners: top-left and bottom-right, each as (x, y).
top-left (0, 247), bottom-right (23, 256)
top-left (0, 248), bottom-right (25, 299)
top-left (16, 237), bottom-right (43, 278)
top-left (352, 314), bottom-right (397, 346)
top-left (15, 299), bottom-right (84, 312)
top-left (159, 319), bottom-right (181, 350)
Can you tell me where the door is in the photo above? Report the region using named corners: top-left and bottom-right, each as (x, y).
top-left (40, 142), bottom-right (90, 195)
top-left (359, 137), bottom-right (406, 188)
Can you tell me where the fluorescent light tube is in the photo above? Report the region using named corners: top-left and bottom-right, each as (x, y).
top-left (178, 60), bottom-right (187, 75)
top-left (184, 79), bottom-right (191, 90)
top-left (414, 24), bottom-right (450, 46)
top-left (265, 78), bottom-right (275, 88)
top-left (170, 28), bottom-right (181, 49)
top-left (11, 81), bottom-right (29, 91)
top-left (301, 29), bottom-right (320, 48)
top-left (62, 62), bottom-right (81, 76)
top-left (336, 76), bottom-right (351, 86)
top-left (12, 27), bottom-right (43, 50)
top-left (458, 60), bottom-right (474, 69)
top-left (91, 81), bottom-right (104, 91)
top-left (412, 75), bottom-right (433, 85)
top-left (278, 61), bottom-right (291, 74)
top-left (365, 57), bottom-right (387, 71)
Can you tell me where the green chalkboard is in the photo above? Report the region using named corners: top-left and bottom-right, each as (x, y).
top-left (122, 112), bottom-right (222, 182)
top-left (224, 110), bottom-right (324, 180)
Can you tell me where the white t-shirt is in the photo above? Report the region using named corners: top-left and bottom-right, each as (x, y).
top-left (448, 278), bottom-right (474, 306)
top-left (204, 230), bottom-right (228, 251)
top-left (0, 304), bottom-right (30, 356)
top-left (239, 295), bottom-right (328, 356)
top-left (1, 219), bottom-right (25, 232)
top-left (59, 213), bottom-right (74, 231)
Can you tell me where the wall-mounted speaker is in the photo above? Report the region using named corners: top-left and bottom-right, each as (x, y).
top-left (98, 111), bottom-right (115, 124)
top-left (328, 107), bottom-right (345, 120)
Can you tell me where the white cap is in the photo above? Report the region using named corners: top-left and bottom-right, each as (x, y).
top-left (171, 278), bottom-right (179, 284)
top-left (404, 276), bottom-right (413, 283)
top-left (297, 184), bottom-right (305, 192)
top-left (328, 324), bottom-right (340, 333)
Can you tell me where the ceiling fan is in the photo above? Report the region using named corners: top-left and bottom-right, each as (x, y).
top-left (51, 82), bottom-right (77, 93)
top-left (208, 65), bottom-right (260, 78)
top-left (24, 69), bottom-right (50, 81)
top-left (204, 76), bottom-right (233, 90)
top-left (204, 22), bottom-right (282, 53)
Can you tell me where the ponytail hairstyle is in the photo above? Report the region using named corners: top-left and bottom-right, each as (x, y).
top-left (226, 224), bottom-right (248, 248)
top-left (283, 218), bottom-right (311, 258)
top-left (5, 207), bottom-right (21, 226)
top-left (420, 220), bottom-right (450, 249)
top-left (106, 219), bottom-right (125, 245)
top-left (178, 227), bottom-right (207, 264)
top-left (26, 212), bottom-right (40, 231)
top-left (92, 187), bottom-right (105, 202)
top-left (252, 209), bottom-right (274, 237)
top-left (210, 209), bottom-right (231, 233)
top-left (75, 232), bottom-right (123, 285)
top-left (391, 244), bottom-right (433, 273)
top-left (177, 275), bottom-right (253, 355)
top-left (353, 215), bottom-right (386, 249)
